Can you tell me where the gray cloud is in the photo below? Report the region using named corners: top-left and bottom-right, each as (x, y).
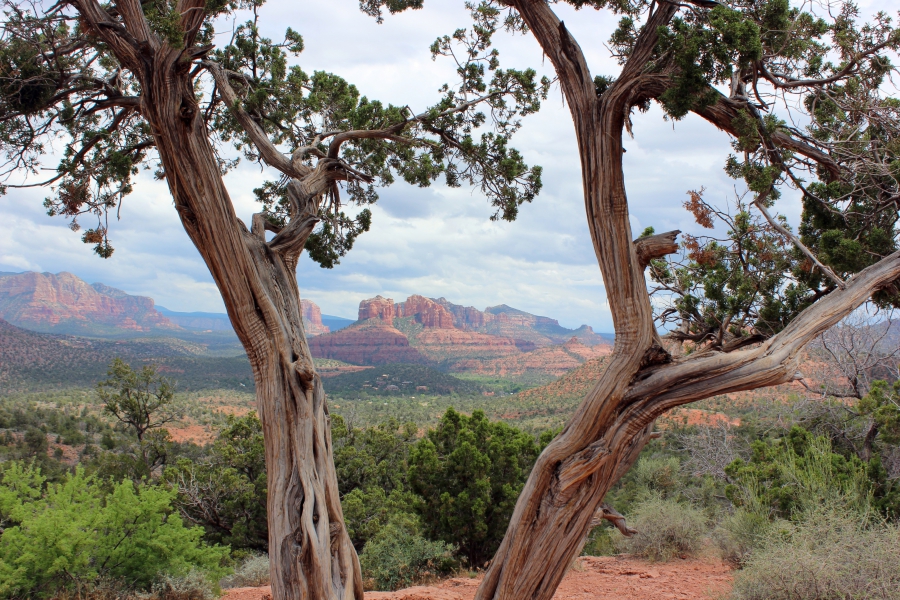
top-left (0, 0), bottom-right (893, 331)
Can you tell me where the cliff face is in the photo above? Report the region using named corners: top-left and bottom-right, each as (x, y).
top-left (0, 272), bottom-right (176, 335)
top-left (309, 295), bottom-right (614, 374)
top-left (430, 298), bottom-right (611, 347)
top-left (413, 329), bottom-right (521, 363)
top-left (308, 321), bottom-right (429, 365)
top-left (301, 299), bottom-right (330, 336)
top-left (395, 295), bottom-right (455, 329)
top-left (433, 297), bottom-right (491, 329)
top-left (358, 295), bottom-right (395, 322)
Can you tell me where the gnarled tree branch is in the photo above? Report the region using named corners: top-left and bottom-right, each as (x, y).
top-left (203, 60), bottom-right (310, 180)
top-left (752, 191), bottom-right (846, 289)
top-left (634, 230), bottom-right (681, 269)
top-left (591, 505), bottom-right (638, 537)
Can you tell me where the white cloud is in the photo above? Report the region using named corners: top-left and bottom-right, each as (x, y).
top-left (1, 0), bottom-right (896, 331)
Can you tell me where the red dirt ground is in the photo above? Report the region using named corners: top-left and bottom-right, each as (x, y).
top-left (167, 423), bottom-right (215, 444)
top-left (221, 556), bottom-right (732, 600)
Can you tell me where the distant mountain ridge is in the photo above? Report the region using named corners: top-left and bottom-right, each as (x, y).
top-left (0, 271), bottom-right (614, 386)
top-left (0, 271), bottom-right (176, 336)
top-left (0, 318), bottom-right (253, 393)
top-left (0, 271), bottom-right (347, 338)
top-left (357, 294), bottom-right (611, 346)
top-left (156, 306), bottom-right (233, 331)
top-left (309, 295), bottom-right (613, 382)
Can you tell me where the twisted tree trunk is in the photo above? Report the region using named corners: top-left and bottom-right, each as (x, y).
top-left (128, 37), bottom-right (362, 600)
top-left (475, 2), bottom-right (900, 598)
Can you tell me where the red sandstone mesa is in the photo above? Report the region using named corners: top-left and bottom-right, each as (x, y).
top-left (301, 299), bottom-right (330, 336)
top-left (0, 271), bottom-right (175, 333)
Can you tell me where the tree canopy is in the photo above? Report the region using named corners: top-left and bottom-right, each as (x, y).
top-left (0, 0), bottom-right (548, 266)
top-left (356, 2), bottom-right (900, 599)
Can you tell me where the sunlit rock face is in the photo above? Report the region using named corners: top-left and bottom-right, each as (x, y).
top-left (0, 271), bottom-right (176, 335)
top-left (301, 299), bottom-right (329, 336)
top-left (358, 295), bottom-right (395, 322)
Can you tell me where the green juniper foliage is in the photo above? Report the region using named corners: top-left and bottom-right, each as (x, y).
top-left (368, 0), bottom-right (900, 352)
top-left (723, 425), bottom-right (900, 519)
top-left (97, 359), bottom-right (180, 444)
top-left (646, 0), bottom-right (900, 344)
top-left (408, 407), bottom-right (540, 567)
top-left (0, 463), bottom-right (229, 599)
top-left (164, 412), bottom-right (268, 553)
top-left (331, 416), bottom-right (422, 553)
top-left (860, 379), bottom-right (900, 446)
top-left (0, 0), bottom-right (547, 267)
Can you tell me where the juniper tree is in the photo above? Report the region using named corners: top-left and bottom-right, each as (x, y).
top-left (372, 1), bottom-right (900, 599)
top-left (0, 1), bottom-right (547, 598)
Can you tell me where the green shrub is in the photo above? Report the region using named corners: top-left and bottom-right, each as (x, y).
top-left (712, 509), bottom-right (771, 567)
top-left (731, 506), bottom-right (900, 600)
top-left (359, 516), bottom-right (457, 591)
top-left (151, 570), bottom-right (216, 600)
top-left (165, 413), bottom-right (268, 553)
top-left (409, 408), bottom-right (539, 567)
top-left (581, 524), bottom-right (618, 557)
top-left (633, 455), bottom-right (681, 497)
top-left (341, 486), bottom-right (420, 552)
top-left (617, 496), bottom-right (707, 561)
top-left (725, 427), bottom-right (871, 519)
top-left (220, 554), bottom-right (270, 589)
top-left (0, 462), bottom-right (229, 599)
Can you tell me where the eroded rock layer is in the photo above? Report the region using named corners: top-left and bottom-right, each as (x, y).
top-left (0, 272), bottom-right (175, 335)
top-left (301, 299), bottom-right (330, 336)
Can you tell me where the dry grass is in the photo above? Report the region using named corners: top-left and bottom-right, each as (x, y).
top-left (617, 496), bottom-right (707, 561)
top-left (220, 555), bottom-right (270, 589)
top-left (730, 507), bottom-right (900, 600)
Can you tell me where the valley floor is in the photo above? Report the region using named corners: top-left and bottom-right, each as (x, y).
top-left (222, 556), bottom-right (733, 600)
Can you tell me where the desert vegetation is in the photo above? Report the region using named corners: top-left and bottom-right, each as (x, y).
top-left (2, 0), bottom-right (900, 596)
top-left (1, 342), bottom-right (898, 598)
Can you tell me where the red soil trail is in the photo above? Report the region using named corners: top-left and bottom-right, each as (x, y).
top-left (221, 556), bottom-right (733, 600)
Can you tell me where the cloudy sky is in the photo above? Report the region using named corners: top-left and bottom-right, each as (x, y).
top-left (0, 0), bottom-right (892, 331)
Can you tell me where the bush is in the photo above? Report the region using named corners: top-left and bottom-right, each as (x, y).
top-left (165, 413), bottom-right (268, 553)
top-left (359, 517), bottom-right (457, 591)
top-left (151, 570), bottom-right (215, 600)
top-left (725, 427), bottom-right (872, 519)
top-left (0, 463), bottom-right (229, 599)
top-left (633, 455), bottom-right (681, 497)
top-left (220, 554), bottom-right (270, 589)
top-left (712, 509), bottom-right (771, 567)
top-left (341, 486), bottom-right (420, 552)
top-left (617, 496), bottom-right (707, 561)
top-left (409, 408), bottom-right (539, 567)
top-left (582, 524), bottom-right (617, 557)
top-left (730, 507), bottom-right (900, 600)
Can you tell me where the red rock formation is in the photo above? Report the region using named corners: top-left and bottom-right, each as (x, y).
top-left (485, 304), bottom-right (561, 328)
top-left (451, 337), bottom-right (612, 378)
top-left (412, 329), bottom-right (521, 362)
top-left (315, 293), bottom-right (613, 369)
top-left (396, 295), bottom-right (455, 329)
top-left (308, 321), bottom-right (429, 365)
top-left (358, 295), bottom-right (395, 322)
top-left (433, 297), bottom-right (491, 329)
top-left (0, 271), bottom-right (176, 334)
top-left (300, 299), bottom-right (330, 336)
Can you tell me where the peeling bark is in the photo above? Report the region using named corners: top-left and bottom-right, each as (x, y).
top-left (474, 2), bottom-right (900, 599)
top-left (70, 2), bottom-right (364, 595)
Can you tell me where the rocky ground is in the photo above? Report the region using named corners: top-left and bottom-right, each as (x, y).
top-left (221, 556), bottom-right (733, 600)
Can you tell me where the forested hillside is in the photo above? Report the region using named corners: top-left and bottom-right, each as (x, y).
top-left (0, 319), bottom-right (253, 392)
